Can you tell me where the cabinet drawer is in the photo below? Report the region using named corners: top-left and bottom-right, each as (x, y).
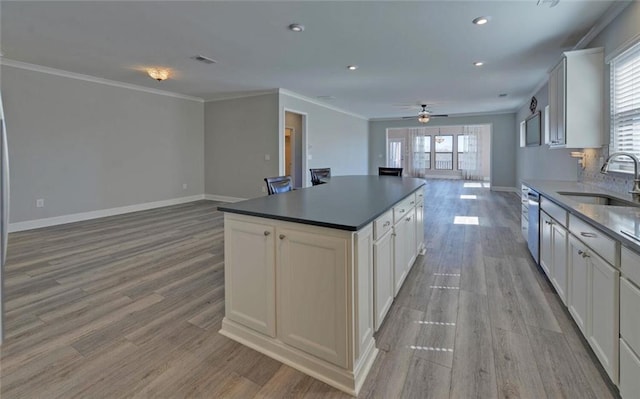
top-left (374, 210), bottom-right (393, 241)
top-left (541, 197), bottom-right (567, 227)
top-left (622, 246), bottom-right (640, 287)
top-left (569, 214), bottom-right (618, 266)
top-left (415, 189), bottom-right (424, 204)
top-left (620, 338), bottom-right (640, 399)
top-left (621, 277), bottom-right (640, 355)
top-left (393, 195), bottom-right (415, 224)
top-left (521, 184), bottom-right (529, 200)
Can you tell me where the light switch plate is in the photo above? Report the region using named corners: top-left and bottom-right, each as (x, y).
top-left (264, 154), bottom-right (270, 161)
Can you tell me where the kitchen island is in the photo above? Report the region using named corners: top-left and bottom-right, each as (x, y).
top-left (217, 176), bottom-right (425, 396)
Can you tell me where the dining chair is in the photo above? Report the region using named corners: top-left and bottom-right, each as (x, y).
top-left (310, 168), bottom-right (331, 186)
top-left (378, 167), bottom-right (403, 176)
top-left (264, 175), bottom-right (293, 195)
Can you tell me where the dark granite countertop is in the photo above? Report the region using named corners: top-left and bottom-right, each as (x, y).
top-left (218, 176), bottom-right (426, 231)
top-left (522, 179), bottom-right (640, 253)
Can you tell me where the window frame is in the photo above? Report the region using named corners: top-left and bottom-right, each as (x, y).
top-left (609, 39), bottom-right (640, 174)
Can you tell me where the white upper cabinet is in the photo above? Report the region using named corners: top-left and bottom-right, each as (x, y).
top-left (548, 48), bottom-right (604, 148)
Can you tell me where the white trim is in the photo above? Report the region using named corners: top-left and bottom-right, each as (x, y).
top-left (575, 1), bottom-right (631, 52)
top-left (279, 89), bottom-right (369, 120)
top-left (9, 195), bottom-right (205, 232)
top-left (205, 90), bottom-right (278, 102)
top-left (0, 58), bottom-right (204, 103)
top-left (204, 194), bottom-right (247, 203)
top-left (605, 31), bottom-right (640, 64)
top-left (490, 186), bottom-right (518, 193)
top-left (282, 108), bottom-right (310, 187)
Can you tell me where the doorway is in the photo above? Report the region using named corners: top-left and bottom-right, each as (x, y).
top-left (283, 111), bottom-right (305, 188)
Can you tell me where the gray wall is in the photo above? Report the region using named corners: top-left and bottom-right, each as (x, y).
top-left (369, 113), bottom-right (517, 189)
top-left (204, 93), bottom-right (279, 199)
top-left (280, 93), bottom-right (369, 186)
top-left (515, 83), bottom-right (579, 185)
top-left (2, 65), bottom-right (204, 223)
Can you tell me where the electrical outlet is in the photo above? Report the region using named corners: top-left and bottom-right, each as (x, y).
top-left (261, 186), bottom-right (267, 193)
top-left (264, 154), bottom-right (271, 161)
top-left (182, 183), bottom-right (188, 190)
top-left (36, 198), bottom-right (44, 208)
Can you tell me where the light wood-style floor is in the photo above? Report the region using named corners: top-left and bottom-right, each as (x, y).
top-left (0, 180), bottom-right (619, 398)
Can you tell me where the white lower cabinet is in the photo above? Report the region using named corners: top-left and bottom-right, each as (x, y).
top-left (620, 339), bottom-right (640, 399)
top-left (540, 211), bottom-right (553, 276)
top-left (373, 229), bottom-right (394, 331)
top-left (277, 227), bottom-right (349, 367)
top-left (568, 233), bottom-right (619, 384)
top-left (568, 235), bottom-right (589, 334)
top-left (393, 207), bottom-right (416, 296)
top-left (551, 223), bottom-right (568, 304)
top-left (588, 254), bottom-right (619, 383)
top-left (224, 219), bottom-right (276, 337)
top-left (415, 199), bottom-right (425, 254)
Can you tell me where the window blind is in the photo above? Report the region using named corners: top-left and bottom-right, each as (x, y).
top-left (611, 40), bottom-right (640, 172)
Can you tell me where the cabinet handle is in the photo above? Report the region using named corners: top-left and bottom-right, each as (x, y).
top-left (545, 220), bottom-right (552, 225)
top-left (580, 232), bottom-right (597, 238)
top-left (410, 201), bottom-right (415, 205)
top-left (383, 221), bottom-right (391, 227)
top-left (279, 234), bottom-right (286, 240)
top-left (400, 209), bottom-right (405, 213)
top-left (406, 217), bottom-right (412, 222)
top-left (577, 249), bottom-right (590, 258)
top-left (392, 233), bottom-right (396, 237)
top-left (264, 231), bottom-right (271, 236)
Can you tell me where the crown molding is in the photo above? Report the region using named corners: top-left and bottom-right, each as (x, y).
top-left (0, 58), bottom-right (205, 102)
top-left (573, 1), bottom-right (631, 51)
top-left (204, 90), bottom-right (278, 103)
top-left (278, 89), bottom-right (369, 120)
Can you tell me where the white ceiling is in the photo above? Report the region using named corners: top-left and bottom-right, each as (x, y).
top-left (0, 1), bottom-right (623, 119)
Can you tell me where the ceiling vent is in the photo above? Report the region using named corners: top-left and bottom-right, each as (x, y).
top-left (537, 0), bottom-right (559, 8)
top-left (190, 55), bottom-right (217, 64)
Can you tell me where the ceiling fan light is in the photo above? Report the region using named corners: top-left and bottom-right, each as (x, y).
top-left (147, 68), bottom-right (170, 81)
top-left (418, 114), bottom-right (430, 124)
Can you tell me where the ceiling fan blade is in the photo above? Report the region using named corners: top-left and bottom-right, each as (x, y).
top-left (430, 114), bottom-right (448, 117)
top-left (401, 116), bottom-right (416, 119)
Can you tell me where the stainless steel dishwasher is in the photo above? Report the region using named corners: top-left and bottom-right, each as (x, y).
top-left (527, 189), bottom-right (540, 264)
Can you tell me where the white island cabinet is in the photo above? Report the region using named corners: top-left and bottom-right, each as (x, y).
top-left (218, 176), bottom-right (425, 396)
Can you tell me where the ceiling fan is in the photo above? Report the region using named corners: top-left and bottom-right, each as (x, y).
top-left (400, 104), bottom-right (448, 124)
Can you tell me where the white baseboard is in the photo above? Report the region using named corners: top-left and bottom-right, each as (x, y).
top-left (9, 194), bottom-right (206, 232)
top-left (204, 194), bottom-right (248, 203)
top-left (490, 186), bottom-right (518, 193)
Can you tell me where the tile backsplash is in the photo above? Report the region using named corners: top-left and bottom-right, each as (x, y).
top-left (579, 147), bottom-right (636, 195)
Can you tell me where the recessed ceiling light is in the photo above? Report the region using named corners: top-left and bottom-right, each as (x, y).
top-left (473, 61), bottom-right (484, 67)
top-left (288, 23), bottom-right (304, 32)
top-left (498, 93), bottom-right (508, 97)
top-left (472, 16), bottom-right (490, 25)
top-left (347, 65), bottom-right (358, 71)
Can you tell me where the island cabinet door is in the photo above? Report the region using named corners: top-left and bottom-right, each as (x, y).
top-left (224, 218), bottom-right (276, 337)
top-left (374, 229), bottom-right (394, 331)
top-left (393, 223), bottom-right (407, 296)
top-left (276, 227), bottom-right (349, 368)
top-left (415, 199), bottom-right (425, 253)
top-left (405, 210), bottom-right (417, 272)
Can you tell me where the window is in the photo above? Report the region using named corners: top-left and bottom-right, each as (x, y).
top-left (610, 41), bottom-right (640, 173)
top-left (457, 135), bottom-right (467, 169)
top-left (414, 135), bottom-right (431, 169)
top-left (434, 135), bottom-right (453, 170)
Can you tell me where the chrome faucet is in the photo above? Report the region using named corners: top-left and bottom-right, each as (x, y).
top-left (600, 152), bottom-right (640, 201)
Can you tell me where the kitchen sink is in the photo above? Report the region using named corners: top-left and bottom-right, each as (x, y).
top-left (557, 192), bottom-right (640, 208)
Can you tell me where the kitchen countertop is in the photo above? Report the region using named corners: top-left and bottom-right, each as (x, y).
top-left (523, 179), bottom-right (640, 253)
top-left (218, 175), bottom-right (425, 231)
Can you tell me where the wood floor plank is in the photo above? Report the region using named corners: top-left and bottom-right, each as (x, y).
top-left (492, 327), bottom-right (546, 399)
top-left (450, 290), bottom-right (498, 399)
top-left (526, 324), bottom-right (598, 399)
top-left (400, 356), bottom-right (451, 399)
top-left (484, 256), bottom-right (528, 335)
